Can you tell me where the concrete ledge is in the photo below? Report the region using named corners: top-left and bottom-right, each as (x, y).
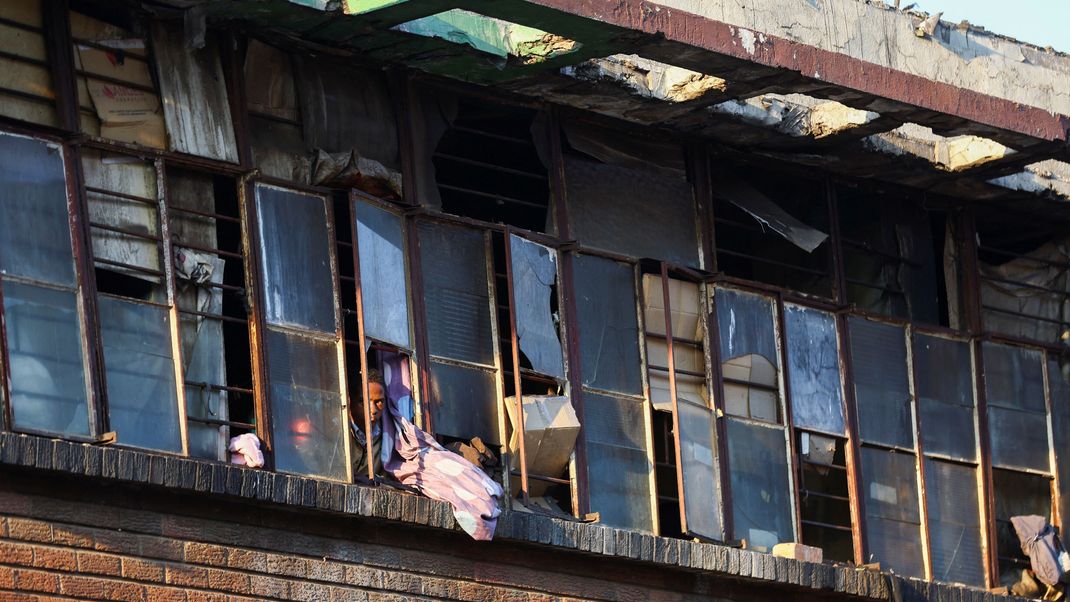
top-left (0, 432), bottom-right (1029, 602)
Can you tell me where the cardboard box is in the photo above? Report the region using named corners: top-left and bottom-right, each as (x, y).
top-left (505, 395), bottom-right (580, 497)
top-left (772, 542), bottom-right (823, 564)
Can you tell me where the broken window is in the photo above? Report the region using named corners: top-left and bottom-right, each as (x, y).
top-left (508, 235), bottom-right (564, 380)
top-left (573, 254), bottom-right (653, 532)
top-left (925, 460), bottom-right (985, 586)
top-left (848, 317), bottom-right (913, 449)
top-left (418, 219), bottom-right (500, 445)
top-left (716, 288), bottom-right (780, 423)
top-left (562, 122), bottom-right (700, 267)
top-left (797, 432), bottom-right (853, 562)
top-left (0, 134), bottom-right (92, 437)
top-left (836, 184), bottom-right (944, 325)
top-left (256, 184), bottom-right (348, 480)
top-left (914, 334), bottom-right (976, 461)
top-left (861, 447), bottom-right (924, 578)
top-left (0, 0), bottom-right (59, 127)
top-left (993, 468), bottom-right (1054, 587)
top-left (712, 165), bottom-right (831, 297)
top-left (168, 168), bottom-right (255, 462)
top-left (784, 305), bottom-right (845, 435)
top-left (422, 91), bottom-right (550, 232)
top-left (150, 20), bottom-right (237, 162)
top-left (71, 5), bottom-right (166, 147)
top-left (642, 269), bottom-right (721, 541)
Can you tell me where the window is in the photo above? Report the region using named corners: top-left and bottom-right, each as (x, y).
top-left (0, 0), bottom-right (59, 127)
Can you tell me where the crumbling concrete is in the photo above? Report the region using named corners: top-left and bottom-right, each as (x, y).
top-left (562, 54), bottom-right (726, 103)
top-left (863, 123), bottom-right (1014, 171)
top-left (990, 159), bottom-right (1070, 199)
top-left (712, 93), bottom-right (879, 138)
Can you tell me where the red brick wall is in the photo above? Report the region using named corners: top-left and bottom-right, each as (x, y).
top-left (0, 467), bottom-right (795, 602)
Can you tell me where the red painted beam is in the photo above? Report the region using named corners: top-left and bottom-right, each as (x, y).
top-left (525, 0), bottom-right (1070, 142)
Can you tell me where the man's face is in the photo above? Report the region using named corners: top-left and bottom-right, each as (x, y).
top-left (366, 381), bottom-right (386, 423)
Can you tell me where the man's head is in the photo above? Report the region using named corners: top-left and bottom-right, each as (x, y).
top-left (355, 369), bottom-right (387, 425)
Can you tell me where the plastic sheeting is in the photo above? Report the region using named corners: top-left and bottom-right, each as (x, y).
top-left (925, 460), bottom-right (985, 587)
top-left (99, 297), bottom-right (182, 453)
top-left (564, 157), bottom-right (699, 268)
top-left (356, 201), bottom-right (410, 349)
top-left (0, 134), bottom-right (74, 286)
top-left (983, 343), bottom-right (1050, 471)
top-left (255, 185), bottom-right (337, 334)
top-left (583, 392), bottom-right (654, 532)
top-left (980, 238), bottom-right (1070, 344)
top-left (266, 329), bottom-right (347, 481)
top-left (509, 235), bottom-right (563, 379)
top-left (785, 305), bottom-right (845, 435)
top-left (714, 173), bottom-right (827, 253)
top-left (849, 318), bottom-right (913, 449)
top-left (914, 335), bottom-right (976, 461)
top-left (861, 447), bottom-right (923, 578)
top-left (725, 419), bottom-right (793, 550)
top-left (3, 282), bottom-right (90, 437)
top-left (573, 254), bottom-right (642, 395)
top-left (428, 361), bottom-right (500, 446)
top-left (419, 221), bottom-right (494, 365)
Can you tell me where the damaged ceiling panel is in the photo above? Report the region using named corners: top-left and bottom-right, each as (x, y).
top-left (394, 9), bottom-right (580, 65)
top-left (989, 159), bottom-right (1070, 199)
top-left (562, 54), bottom-right (725, 104)
top-left (863, 123), bottom-right (1015, 172)
top-left (712, 93), bottom-right (879, 139)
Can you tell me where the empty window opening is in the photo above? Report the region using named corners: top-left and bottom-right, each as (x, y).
top-left (562, 55), bottom-right (726, 104)
top-left (797, 432), bottom-right (853, 563)
top-left (713, 165), bottom-right (832, 298)
top-left (394, 9), bottom-right (580, 66)
top-left (430, 99), bottom-right (550, 231)
top-left (713, 94), bottom-right (878, 139)
top-left (863, 123), bottom-right (1013, 172)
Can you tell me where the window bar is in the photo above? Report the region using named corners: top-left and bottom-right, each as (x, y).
top-left (90, 257), bottom-right (165, 278)
top-left (348, 194), bottom-right (376, 483)
top-left (906, 326), bottom-right (935, 581)
top-left (168, 204), bottom-right (243, 224)
top-left (89, 221), bottom-right (165, 242)
top-left (705, 286), bottom-right (734, 540)
top-left (658, 263), bottom-right (689, 534)
top-left (503, 227), bottom-right (530, 503)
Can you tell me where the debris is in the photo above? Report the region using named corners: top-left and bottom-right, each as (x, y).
top-left (772, 542), bottom-right (824, 563)
top-left (914, 12), bottom-right (942, 38)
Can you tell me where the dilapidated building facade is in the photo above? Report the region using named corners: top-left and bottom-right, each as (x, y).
top-left (1, 0), bottom-right (1070, 600)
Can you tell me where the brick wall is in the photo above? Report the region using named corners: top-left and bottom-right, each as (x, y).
top-left (0, 466), bottom-right (803, 602)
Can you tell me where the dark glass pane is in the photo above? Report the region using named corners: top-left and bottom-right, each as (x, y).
top-left (255, 185), bottom-right (337, 333)
top-left (584, 392), bottom-right (653, 532)
top-left (0, 133), bottom-right (75, 286)
top-left (418, 221), bottom-right (494, 365)
top-left (428, 360), bottom-right (500, 446)
top-left (509, 235), bottom-right (563, 379)
top-left (99, 297), bottom-right (182, 452)
top-left (726, 419), bottom-right (793, 550)
top-left (849, 318), bottom-right (912, 448)
top-left (356, 201), bottom-right (410, 348)
top-left (983, 342), bottom-right (1045, 412)
top-left (573, 255), bottom-right (642, 395)
top-left (989, 406), bottom-right (1050, 471)
top-left (3, 282), bottom-right (89, 436)
top-left (914, 335), bottom-right (975, 460)
top-left (925, 460), bottom-right (985, 587)
top-left (678, 399), bottom-right (721, 540)
top-left (785, 305), bottom-right (844, 435)
top-left (861, 447), bottom-right (923, 577)
top-left (266, 329), bottom-right (346, 480)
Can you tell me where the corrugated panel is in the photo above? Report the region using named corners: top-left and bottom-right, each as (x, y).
top-left (925, 460), bottom-right (985, 587)
top-left (849, 317), bottom-right (912, 448)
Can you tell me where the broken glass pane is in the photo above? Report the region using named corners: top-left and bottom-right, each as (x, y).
top-left (1049, 356), bottom-right (1070, 539)
top-left (784, 305), bottom-right (844, 435)
top-left (849, 318), bottom-right (912, 449)
top-left (0, 134), bottom-right (75, 286)
top-left (3, 282), bottom-right (89, 436)
top-left (678, 399), bottom-right (722, 540)
top-left (255, 185), bottom-right (337, 333)
top-left (983, 342), bottom-right (1046, 412)
top-left (419, 221), bottom-right (494, 365)
top-left (509, 235), bottom-right (563, 379)
top-left (181, 256), bottom-right (228, 462)
top-left (356, 201), bottom-right (410, 349)
top-left (573, 254), bottom-right (642, 395)
top-left (642, 275), bottom-right (706, 411)
top-left (861, 447), bottom-right (923, 577)
top-left (266, 329), bottom-right (346, 481)
top-left (725, 419), bottom-right (793, 550)
top-left (99, 297), bottom-right (182, 453)
top-left (716, 288), bottom-right (778, 370)
top-left (428, 360), bottom-right (500, 446)
top-left (914, 335), bottom-right (975, 460)
top-left (925, 460), bottom-right (985, 587)
top-left (584, 392), bottom-right (654, 532)
top-left (993, 468), bottom-right (1052, 587)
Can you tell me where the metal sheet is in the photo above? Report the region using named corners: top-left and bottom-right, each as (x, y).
top-left (848, 317), bottom-right (913, 449)
top-left (418, 221), bottom-right (494, 365)
top-left (564, 157), bottom-right (699, 268)
top-left (925, 460), bottom-right (985, 587)
top-left (3, 282), bottom-right (90, 436)
top-left (914, 335), bottom-right (975, 460)
top-left (678, 399), bottom-right (722, 540)
top-left (725, 419), bottom-right (793, 549)
top-left (861, 446), bottom-right (923, 577)
top-left (785, 304), bottom-right (845, 435)
top-left (988, 406), bottom-right (1050, 471)
top-left (573, 254), bottom-right (642, 395)
top-left (583, 392), bottom-right (653, 532)
top-left (0, 134), bottom-right (74, 286)
top-left (99, 297), bottom-right (182, 453)
top-left (356, 201), bottom-right (410, 349)
top-left (255, 185), bottom-right (337, 333)
top-left (509, 235), bottom-right (563, 379)
top-left (266, 329), bottom-right (346, 480)
top-left (427, 360), bottom-right (499, 446)
top-left (713, 172), bottom-right (827, 253)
